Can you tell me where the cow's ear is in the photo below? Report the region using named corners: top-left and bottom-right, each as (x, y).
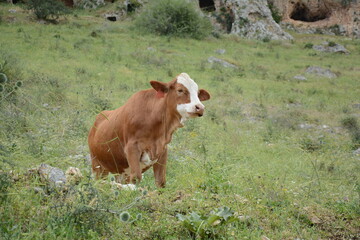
top-left (199, 89), bottom-right (210, 101)
top-left (150, 81), bottom-right (169, 98)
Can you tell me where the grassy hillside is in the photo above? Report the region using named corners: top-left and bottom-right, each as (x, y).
top-left (1, 4), bottom-right (359, 239)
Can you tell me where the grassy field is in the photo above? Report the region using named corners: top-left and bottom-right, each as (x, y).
top-left (1, 3), bottom-right (360, 239)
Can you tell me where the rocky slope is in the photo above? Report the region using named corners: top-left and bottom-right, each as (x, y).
top-left (201, 0), bottom-right (293, 40)
top-left (269, 0), bottom-right (360, 38)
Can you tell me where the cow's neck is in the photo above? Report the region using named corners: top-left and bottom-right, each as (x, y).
top-left (158, 98), bottom-right (183, 144)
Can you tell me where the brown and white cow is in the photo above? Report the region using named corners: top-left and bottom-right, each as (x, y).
top-left (88, 73), bottom-right (210, 188)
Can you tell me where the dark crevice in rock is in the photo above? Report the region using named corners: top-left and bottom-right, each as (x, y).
top-left (290, 2), bottom-right (330, 22)
top-left (107, 16), bottom-right (117, 22)
top-left (199, 0), bottom-right (216, 12)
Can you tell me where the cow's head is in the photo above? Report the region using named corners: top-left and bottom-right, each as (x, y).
top-left (150, 73), bottom-right (210, 123)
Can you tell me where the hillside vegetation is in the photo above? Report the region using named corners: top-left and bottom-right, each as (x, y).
top-left (0, 3), bottom-right (360, 239)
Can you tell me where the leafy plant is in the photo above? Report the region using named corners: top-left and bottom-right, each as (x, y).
top-left (26, 0), bottom-right (71, 21)
top-left (304, 43), bottom-right (314, 49)
top-left (213, 7), bottom-right (235, 33)
top-left (268, 2), bottom-right (282, 23)
top-left (134, 0), bottom-right (212, 39)
top-left (328, 41), bottom-right (337, 47)
top-left (0, 52), bottom-right (23, 104)
top-left (0, 172), bottom-right (12, 202)
top-left (300, 136), bottom-right (324, 152)
top-left (177, 207), bottom-right (238, 238)
top-left (341, 116), bottom-right (360, 148)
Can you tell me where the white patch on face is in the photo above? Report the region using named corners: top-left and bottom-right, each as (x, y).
top-left (176, 73), bottom-right (204, 123)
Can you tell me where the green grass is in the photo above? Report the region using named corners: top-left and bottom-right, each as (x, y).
top-left (1, 3), bottom-right (360, 239)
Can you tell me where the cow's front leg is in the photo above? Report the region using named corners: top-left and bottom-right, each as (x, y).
top-left (153, 148), bottom-right (167, 188)
top-left (124, 143), bottom-right (142, 184)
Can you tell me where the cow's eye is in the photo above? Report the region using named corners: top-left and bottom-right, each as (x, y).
top-left (177, 89), bottom-right (184, 93)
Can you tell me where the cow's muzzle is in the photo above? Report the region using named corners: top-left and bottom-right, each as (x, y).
top-left (194, 104), bottom-right (204, 117)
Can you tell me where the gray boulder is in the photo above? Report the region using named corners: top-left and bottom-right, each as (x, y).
top-left (305, 66), bottom-right (337, 79)
top-left (293, 75), bottom-right (307, 81)
top-left (208, 56), bottom-right (238, 68)
top-left (215, 49), bottom-right (226, 55)
top-left (225, 0), bottom-right (293, 40)
top-left (313, 42), bottom-right (349, 54)
top-left (353, 148), bottom-right (360, 156)
top-left (38, 163), bottom-right (66, 187)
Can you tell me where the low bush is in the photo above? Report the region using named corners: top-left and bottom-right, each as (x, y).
top-left (26, 0), bottom-right (71, 21)
top-left (134, 0), bottom-right (212, 39)
top-left (0, 51), bottom-right (23, 105)
top-left (304, 43), bottom-right (314, 49)
top-left (341, 116), bottom-right (360, 148)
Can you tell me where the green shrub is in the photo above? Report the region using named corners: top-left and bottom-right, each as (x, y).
top-left (341, 116), bottom-right (360, 148)
top-left (0, 51), bottom-right (23, 104)
top-left (134, 0), bottom-right (212, 39)
top-left (268, 2), bottom-right (282, 23)
top-left (304, 43), bottom-right (314, 49)
top-left (328, 41), bottom-right (337, 47)
top-left (26, 0), bottom-right (71, 20)
top-left (177, 207), bottom-right (238, 239)
top-left (213, 7), bottom-right (235, 33)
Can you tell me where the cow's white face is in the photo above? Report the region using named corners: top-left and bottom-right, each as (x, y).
top-left (176, 73), bottom-right (204, 122)
top-left (150, 73), bottom-right (210, 124)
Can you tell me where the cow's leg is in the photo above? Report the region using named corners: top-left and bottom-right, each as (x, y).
top-left (124, 143), bottom-right (142, 184)
top-left (153, 148), bottom-right (167, 188)
top-left (91, 155), bottom-right (110, 179)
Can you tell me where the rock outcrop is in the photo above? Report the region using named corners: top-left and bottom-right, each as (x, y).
top-left (200, 0), bottom-right (293, 40)
top-left (313, 41), bottom-right (349, 54)
top-left (305, 66), bottom-right (337, 78)
top-left (268, 0), bottom-right (360, 38)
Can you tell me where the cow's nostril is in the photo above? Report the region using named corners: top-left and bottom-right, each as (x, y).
top-left (195, 104), bottom-right (203, 111)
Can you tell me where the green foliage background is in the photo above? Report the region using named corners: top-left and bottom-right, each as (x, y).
top-left (0, 2), bottom-right (359, 239)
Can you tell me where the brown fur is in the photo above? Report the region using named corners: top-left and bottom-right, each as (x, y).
top-left (88, 76), bottom-right (210, 187)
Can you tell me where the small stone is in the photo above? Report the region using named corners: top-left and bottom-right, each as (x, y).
top-left (353, 148), bottom-right (360, 155)
top-left (215, 49), bottom-right (226, 54)
top-left (313, 42), bottom-right (349, 54)
top-left (310, 215), bottom-right (321, 224)
top-left (38, 163), bottom-right (66, 187)
top-left (293, 75), bottom-right (307, 81)
top-left (33, 187), bottom-right (45, 195)
top-left (305, 66), bottom-right (337, 78)
top-left (207, 56), bottom-right (238, 69)
top-left (352, 103), bottom-right (360, 109)
top-left (299, 123), bottom-right (314, 130)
